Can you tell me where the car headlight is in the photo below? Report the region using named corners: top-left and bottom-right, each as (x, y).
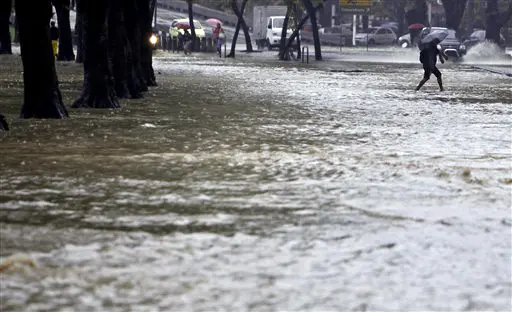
top-left (150, 34), bottom-right (158, 46)
top-left (460, 44), bottom-right (466, 51)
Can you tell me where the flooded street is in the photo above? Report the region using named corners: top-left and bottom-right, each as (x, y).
top-left (1, 52), bottom-right (511, 311)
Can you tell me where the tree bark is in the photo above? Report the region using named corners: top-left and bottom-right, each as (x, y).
top-left (302, 0), bottom-right (321, 61)
top-left (72, 0), bottom-right (119, 109)
top-left (442, 0), bottom-right (468, 31)
top-left (0, 0), bottom-right (12, 54)
top-left (124, 0), bottom-right (147, 94)
top-left (485, 0), bottom-right (512, 45)
top-left (227, 0), bottom-right (249, 57)
top-left (15, 0), bottom-right (68, 118)
top-left (187, 0), bottom-right (196, 51)
top-left (279, 6), bottom-right (291, 60)
top-left (285, 10), bottom-right (311, 54)
top-left (227, 16), bottom-right (241, 57)
top-left (53, 0), bottom-right (75, 61)
top-left (235, 0), bottom-right (253, 52)
top-left (139, 0), bottom-right (156, 87)
top-left (109, 0), bottom-right (129, 99)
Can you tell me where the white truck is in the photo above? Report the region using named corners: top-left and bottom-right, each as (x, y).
top-left (252, 6), bottom-right (295, 50)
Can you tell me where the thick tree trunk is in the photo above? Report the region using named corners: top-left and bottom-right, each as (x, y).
top-left (302, 0), bottom-right (321, 61)
top-left (124, 0), bottom-right (147, 94)
top-left (0, 0), bottom-right (12, 54)
top-left (72, 0), bottom-right (119, 109)
top-left (285, 10), bottom-right (311, 53)
top-left (53, 0), bottom-right (75, 61)
top-left (109, 0), bottom-right (129, 99)
top-left (278, 6), bottom-right (291, 60)
top-left (227, 18), bottom-right (241, 57)
top-left (15, 0), bottom-right (68, 118)
top-left (485, 0), bottom-right (512, 45)
top-left (75, 5), bottom-right (83, 63)
top-left (187, 0), bottom-right (196, 50)
top-left (442, 0), bottom-right (468, 31)
top-left (227, 0), bottom-right (249, 57)
top-left (236, 0), bottom-right (253, 52)
top-left (139, 0), bottom-right (156, 87)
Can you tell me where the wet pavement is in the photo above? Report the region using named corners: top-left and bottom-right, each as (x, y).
top-left (0, 50), bottom-right (511, 311)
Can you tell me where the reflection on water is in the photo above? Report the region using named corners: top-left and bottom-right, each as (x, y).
top-left (1, 54), bottom-right (511, 311)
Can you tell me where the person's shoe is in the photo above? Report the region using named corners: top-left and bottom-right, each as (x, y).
top-left (440, 87), bottom-right (444, 91)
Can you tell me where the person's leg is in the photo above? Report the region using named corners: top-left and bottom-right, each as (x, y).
top-left (416, 67), bottom-right (431, 91)
top-left (433, 67), bottom-right (444, 91)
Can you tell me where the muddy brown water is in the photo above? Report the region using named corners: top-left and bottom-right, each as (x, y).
top-left (1, 52), bottom-right (511, 311)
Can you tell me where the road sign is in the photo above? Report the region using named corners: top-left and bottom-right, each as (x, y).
top-left (339, 0), bottom-right (371, 7)
top-left (340, 0), bottom-right (371, 14)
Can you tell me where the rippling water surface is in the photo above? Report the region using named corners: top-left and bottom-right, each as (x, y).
top-left (1, 53), bottom-right (511, 311)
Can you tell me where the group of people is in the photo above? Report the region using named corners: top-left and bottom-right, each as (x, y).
top-left (179, 22), bottom-right (224, 56)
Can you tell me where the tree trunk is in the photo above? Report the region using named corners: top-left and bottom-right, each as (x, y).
top-left (235, 0), bottom-right (253, 52)
top-left (279, 6), bottom-right (291, 60)
top-left (187, 0), bottom-right (196, 51)
top-left (227, 18), bottom-right (241, 57)
top-left (302, 0), bottom-right (321, 60)
top-left (75, 4), bottom-right (83, 63)
top-left (124, 0), bottom-right (147, 94)
top-left (139, 0), bottom-right (156, 87)
top-left (53, 0), bottom-right (75, 61)
top-left (485, 0), bottom-right (512, 45)
top-left (442, 0), bottom-right (468, 31)
top-left (228, 0), bottom-right (249, 57)
top-left (0, 0), bottom-right (12, 54)
top-left (72, 0), bottom-right (119, 109)
top-left (15, 0), bottom-right (68, 118)
top-left (285, 10), bottom-right (311, 53)
top-left (109, 0), bottom-right (129, 99)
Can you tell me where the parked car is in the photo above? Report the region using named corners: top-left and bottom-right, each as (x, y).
top-left (169, 18), bottom-right (206, 39)
top-left (397, 32), bottom-right (412, 48)
top-left (462, 29), bottom-right (506, 50)
top-left (355, 26), bottom-right (397, 45)
top-left (419, 27), bottom-right (467, 59)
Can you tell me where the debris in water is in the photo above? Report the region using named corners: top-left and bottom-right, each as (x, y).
top-left (142, 123), bottom-right (157, 128)
top-left (0, 254), bottom-right (37, 273)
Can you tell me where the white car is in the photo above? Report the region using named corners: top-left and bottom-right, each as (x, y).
top-left (355, 26), bottom-right (397, 45)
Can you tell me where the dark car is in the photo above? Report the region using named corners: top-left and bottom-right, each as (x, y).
top-left (463, 29), bottom-right (506, 51)
top-left (419, 27), bottom-right (467, 59)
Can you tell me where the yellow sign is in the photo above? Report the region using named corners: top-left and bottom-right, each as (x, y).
top-left (339, 0), bottom-right (371, 8)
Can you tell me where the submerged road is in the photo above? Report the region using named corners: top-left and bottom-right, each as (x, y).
top-left (0, 52), bottom-right (511, 311)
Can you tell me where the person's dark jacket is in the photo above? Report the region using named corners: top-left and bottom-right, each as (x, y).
top-left (420, 41), bottom-right (441, 68)
top-left (50, 26), bottom-right (59, 41)
top-left (180, 31), bottom-right (192, 42)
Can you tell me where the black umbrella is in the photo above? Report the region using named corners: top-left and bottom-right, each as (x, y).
top-left (420, 30), bottom-right (449, 45)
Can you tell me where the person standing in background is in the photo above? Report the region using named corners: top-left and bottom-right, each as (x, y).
top-left (50, 21), bottom-right (59, 58)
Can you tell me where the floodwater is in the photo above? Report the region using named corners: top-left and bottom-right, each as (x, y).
top-left (1, 51), bottom-right (511, 311)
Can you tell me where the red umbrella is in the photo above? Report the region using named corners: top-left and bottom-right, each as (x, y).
top-left (175, 22), bottom-right (190, 29)
top-left (206, 18), bottom-right (222, 27)
top-left (408, 23), bottom-right (425, 30)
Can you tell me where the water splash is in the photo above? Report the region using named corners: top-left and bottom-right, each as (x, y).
top-left (462, 41), bottom-right (512, 65)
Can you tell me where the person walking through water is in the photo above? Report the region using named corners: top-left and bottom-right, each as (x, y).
top-left (180, 29), bottom-right (193, 55)
top-left (213, 23), bottom-right (224, 57)
top-left (50, 21), bottom-right (59, 58)
top-left (416, 38), bottom-right (447, 91)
